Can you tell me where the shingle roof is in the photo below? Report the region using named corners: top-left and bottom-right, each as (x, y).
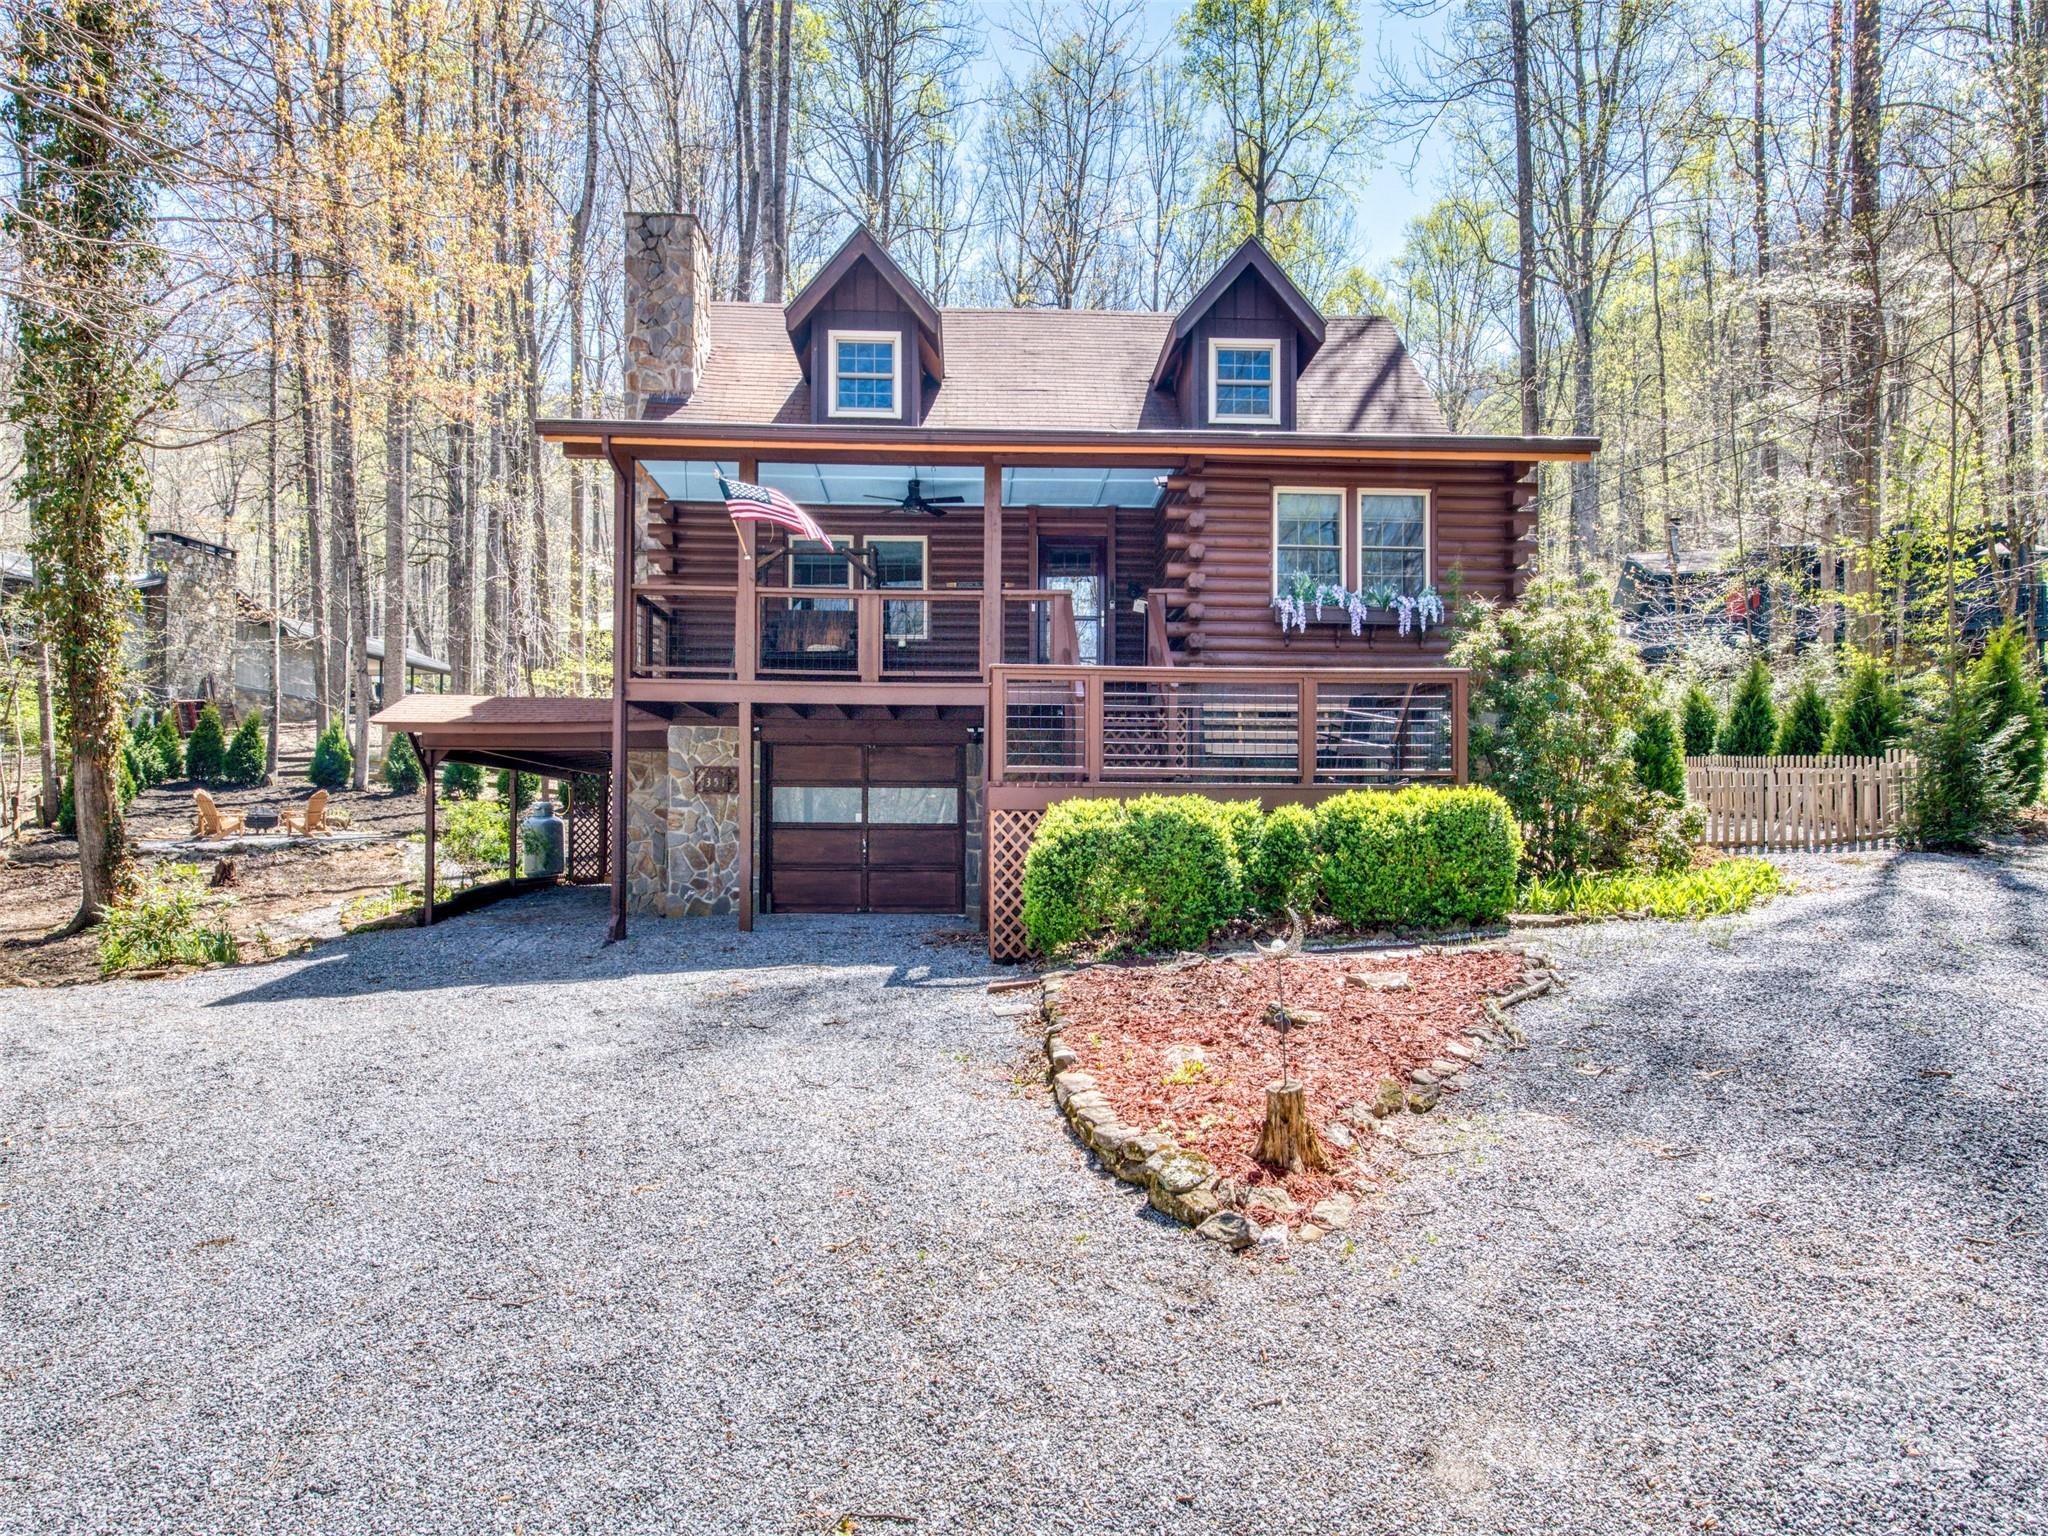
top-left (653, 303), bottom-right (1447, 435)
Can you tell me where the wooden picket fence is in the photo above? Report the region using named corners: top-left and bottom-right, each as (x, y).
top-left (1685, 751), bottom-right (1917, 850)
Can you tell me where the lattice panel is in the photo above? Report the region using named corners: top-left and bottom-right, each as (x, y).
top-left (987, 806), bottom-right (1045, 963)
top-left (567, 774), bottom-right (611, 885)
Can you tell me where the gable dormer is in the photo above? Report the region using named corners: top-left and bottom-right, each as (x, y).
top-left (784, 229), bottom-right (944, 425)
top-left (1151, 238), bottom-right (1326, 431)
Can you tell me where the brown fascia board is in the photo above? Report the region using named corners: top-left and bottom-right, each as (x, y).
top-left (1150, 237), bottom-right (1328, 391)
top-left (537, 418), bottom-right (1600, 463)
top-left (783, 227), bottom-right (945, 380)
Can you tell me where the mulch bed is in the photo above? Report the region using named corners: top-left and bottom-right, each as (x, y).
top-left (1055, 947), bottom-right (1531, 1214)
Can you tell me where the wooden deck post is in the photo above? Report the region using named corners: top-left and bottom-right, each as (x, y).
top-left (1297, 678), bottom-right (1315, 786)
top-left (421, 749), bottom-right (437, 926)
top-left (608, 440), bottom-right (631, 943)
top-left (738, 701), bottom-right (754, 932)
top-left (981, 464), bottom-right (1002, 668)
top-left (506, 760), bottom-right (521, 881)
top-left (736, 456), bottom-right (759, 684)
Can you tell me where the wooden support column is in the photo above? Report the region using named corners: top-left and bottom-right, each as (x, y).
top-left (737, 701), bottom-right (754, 932)
top-left (507, 759), bottom-right (521, 881)
top-left (608, 439), bottom-right (631, 943)
top-left (421, 748), bottom-right (437, 927)
top-left (1298, 678), bottom-right (1316, 786)
top-left (1452, 673), bottom-right (1470, 784)
top-left (736, 456), bottom-right (759, 684)
top-left (981, 464), bottom-right (1002, 668)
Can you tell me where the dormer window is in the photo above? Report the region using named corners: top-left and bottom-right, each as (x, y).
top-left (1209, 339), bottom-right (1279, 423)
top-left (829, 330), bottom-right (900, 418)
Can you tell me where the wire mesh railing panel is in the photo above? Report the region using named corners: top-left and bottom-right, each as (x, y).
top-left (641, 598), bottom-right (736, 678)
top-left (1314, 682), bottom-right (1454, 780)
top-left (758, 596), bottom-right (859, 675)
top-left (879, 597), bottom-right (983, 677)
top-left (1101, 680), bottom-right (1301, 781)
top-left (1001, 678), bottom-right (1086, 778)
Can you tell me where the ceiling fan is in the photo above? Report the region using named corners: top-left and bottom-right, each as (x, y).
top-left (865, 476), bottom-right (965, 518)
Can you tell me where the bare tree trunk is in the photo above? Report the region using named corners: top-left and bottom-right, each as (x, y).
top-left (266, 224), bottom-right (283, 779)
top-left (765, 0), bottom-right (794, 301)
top-left (1817, 0), bottom-right (1846, 649)
top-left (1845, 0), bottom-right (1884, 651)
top-left (36, 643), bottom-right (56, 826)
top-left (290, 253), bottom-right (328, 724)
top-left (1510, 0), bottom-right (1538, 439)
top-left (1752, 0), bottom-right (1778, 550)
top-left (732, 0), bottom-right (759, 299)
top-left (380, 0), bottom-right (413, 740)
top-left (566, 0), bottom-right (603, 690)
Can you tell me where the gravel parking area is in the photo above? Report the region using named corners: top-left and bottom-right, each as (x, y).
top-left (4, 851), bottom-right (2045, 1534)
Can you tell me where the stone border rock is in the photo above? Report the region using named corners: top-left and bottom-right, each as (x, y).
top-left (1031, 949), bottom-right (1564, 1252)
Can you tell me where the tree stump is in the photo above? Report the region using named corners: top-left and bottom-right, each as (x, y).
top-left (209, 858), bottom-right (238, 889)
top-left (1255, 1080), bottom-right (1330, 1174)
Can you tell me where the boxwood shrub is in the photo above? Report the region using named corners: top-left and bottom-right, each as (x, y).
top-left (1244, 801), bottom-right (1317, 915)
top-left (1109, 795), bottom-right (1242, 951)
top-left (1314, 786), bottom-right (1521, 929)
top-left (1019, 797), bottom-right (1130, 954)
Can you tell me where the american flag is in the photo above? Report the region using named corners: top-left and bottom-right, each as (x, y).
top-left (718, 475), bottom-right (831, 548)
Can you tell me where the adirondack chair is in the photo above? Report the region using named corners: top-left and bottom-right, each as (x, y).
top-left (191, 789), bottom-right (245, 839)
top-left (283, 789), bottom-right (334, 836)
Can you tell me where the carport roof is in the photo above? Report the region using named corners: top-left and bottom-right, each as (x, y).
top-left (371, 694), bottom-right (670, 776)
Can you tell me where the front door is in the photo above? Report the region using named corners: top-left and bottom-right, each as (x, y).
top-left (1038, 539), bottom-right (1106, 664)
top-left (765, 743), bottom-right (964, 913)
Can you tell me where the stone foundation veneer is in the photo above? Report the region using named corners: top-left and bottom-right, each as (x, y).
top-left (624, 724), bottom-right (742, 918)
top-left (664, 722), bottom-right (741, 915)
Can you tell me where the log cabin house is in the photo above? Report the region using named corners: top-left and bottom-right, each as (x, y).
top-left (375, 215), bottom-right (1597, 959)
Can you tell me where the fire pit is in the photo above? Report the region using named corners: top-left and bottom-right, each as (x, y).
top-left (243, 806), bottom-right (281, 833)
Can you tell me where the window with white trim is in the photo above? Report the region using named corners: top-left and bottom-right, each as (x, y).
top-left (868, 534), bottom-right (929, 640)
top-left (1209, 340), bottom-right (1279, 423)
top-left (1357, 491), bottom-right (1429, 594)
top-left (1273, 488), bottom-right (1343, 596)
top-left (789, 537), bottom-right (852, 610)
top-left (829, 331), bottom-right (900, 417)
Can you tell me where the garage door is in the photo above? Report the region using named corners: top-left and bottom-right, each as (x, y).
top-left (765, 743), bottom-right (964, 913)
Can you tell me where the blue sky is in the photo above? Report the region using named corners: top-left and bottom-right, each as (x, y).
top-left (971, 0), bottom-right (1452, 269)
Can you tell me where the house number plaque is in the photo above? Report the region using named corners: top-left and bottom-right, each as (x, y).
top-left (693, 765), bottom-right (739, 795)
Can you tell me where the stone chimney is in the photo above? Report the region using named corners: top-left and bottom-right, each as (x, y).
top-left (623, 211), bottom-right (712, 419)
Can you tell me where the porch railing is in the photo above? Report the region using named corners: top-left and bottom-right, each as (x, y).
top-left (630, 581), bottom-right (1076, 682)
top-left (988, 665), bottom-right (1468, 786)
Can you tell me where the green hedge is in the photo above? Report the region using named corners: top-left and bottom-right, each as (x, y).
top-left (1315, 787), bottom-right (1522, 930)
top-left (1018, 786), bottom-right (1522, 956)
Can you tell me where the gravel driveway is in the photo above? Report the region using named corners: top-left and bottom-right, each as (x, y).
top-left (4, 853), bottom-right (2045, 1535)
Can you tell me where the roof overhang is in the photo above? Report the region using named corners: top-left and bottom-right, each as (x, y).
top-left (538, 419), bottom-right (1599, 465)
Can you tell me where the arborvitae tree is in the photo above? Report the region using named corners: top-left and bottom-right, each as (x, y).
top-left (440, 760), bottom-right (483, 799)
top-left (494, 768), bottom-right (541, 803)
top-left (223, 711), bottom-right (266, 786)
top-left (1904, 682), bottom-right (2020, 851)
top-left (1630, 705), bottom-right (1686, 797)
top-left (1968, 623), bottom-right (2045, 807)
top-left (1825, 657), bottom-right (1904, 757)
top-left (150, 713), bottom-right (181, 778)
top-left (182, 703), bottom-right (227, 783)
top-left (1718, 657), bottom-right (1778, 756)
top-left (308, 715), bottom-right (353, 789)
top-left (1679, 683), bottom-right (1719, 757)
top-left (1777, 679), bottom-right (1831, 755)
top-left (380, 732), bottom-right (424, 794)
top-left (6, 0), bottom-right (167, 925)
